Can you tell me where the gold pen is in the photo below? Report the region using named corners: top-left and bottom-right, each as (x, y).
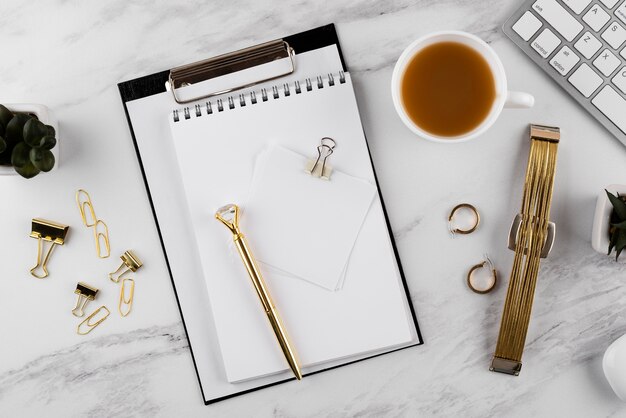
top-left (215, 204), bottom-right (303, 380)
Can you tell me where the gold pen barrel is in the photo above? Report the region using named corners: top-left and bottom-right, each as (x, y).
top-left (233, 232), bottom-right (303, 380)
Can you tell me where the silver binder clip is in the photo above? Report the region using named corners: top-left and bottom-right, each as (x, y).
top-left (72, 282), bottom-right (99, 317)
top-left (167, 39), bottom-right (295, 104)
top-left (305, 137), bottom-right (336, 180)
top-left (109, 250), bottom-right (143, 283)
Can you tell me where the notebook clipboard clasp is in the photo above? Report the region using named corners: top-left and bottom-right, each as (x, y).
top-left (168, 39), bottom-right (295, 104)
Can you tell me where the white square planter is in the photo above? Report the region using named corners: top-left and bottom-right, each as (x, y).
top-left (0, 104), bottom-right (59, 176)
top-left (591, 184), bottom-right (626, 256)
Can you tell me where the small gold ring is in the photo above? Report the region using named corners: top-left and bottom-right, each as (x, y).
top-left (467, 258), bottom-right (497, 294)
top-left (448, 203), bottom-right (480, 235)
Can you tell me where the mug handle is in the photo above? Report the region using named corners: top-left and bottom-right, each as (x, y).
top-left (505, 91), bottom-right (535, 108)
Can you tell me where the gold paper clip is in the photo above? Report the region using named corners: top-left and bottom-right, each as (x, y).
top-left (72, 282), bottom-right (99, 317)
top-left (94, 220), bottom-right (110, 258)
top-left (109, 250), bottom-right (143, 283)
top-left (77, 305), bottom-right (110, 335)
top-left (29, 218), bottom-right (69, 279)
top-left (305, 137), bottom-right (336, 180)
top-left (76, 189), bottom-right (97, 227)
top-left (119, 278), bottom-right (135, 317)
top-left (76, 189), bottom-right (110, 258)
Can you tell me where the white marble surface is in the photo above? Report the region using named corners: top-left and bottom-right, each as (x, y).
top-left (1, 0), bottom-right (626, 416)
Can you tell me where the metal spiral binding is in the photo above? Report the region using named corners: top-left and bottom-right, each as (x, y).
top-left (172, 71), bottom-right (346, 123)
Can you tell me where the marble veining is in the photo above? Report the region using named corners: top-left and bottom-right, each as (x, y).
top-left (2, 0), bottom-right (626, 416)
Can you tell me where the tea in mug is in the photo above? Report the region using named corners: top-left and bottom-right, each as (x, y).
top-left (400, 41), bottom-right (496, 137)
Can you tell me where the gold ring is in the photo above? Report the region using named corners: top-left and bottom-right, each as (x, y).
top-left (467, 258), bottom-right (497, 294)
top-left (448, 203), bottom-right (480, 235)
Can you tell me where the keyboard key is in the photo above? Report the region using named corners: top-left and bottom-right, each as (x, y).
top-left (574, 31), bottom-right (603, 57)
top-left (592, 85), bottom-right (626, 133)
top-left (532, 28), bottom-right (562, 57)
top-left (622, 47), bottom-right (626, 59)
top-left (564, 0), bottom-right (592, 14)
top-left (602, 21), bottom-right (626, 48)
top-left (584, 4), bottom-right (612, 31)
top-left (569, 63), bottom-right (604, 96)
top-left (593, 48), bottom-right (621, 75)
top-left (616, 1), bottom-right (626, 24)
top-left (513, 11), bottom-right (543, 41)
top-left (600, 0), bottom-right (620, 7)
top-left (551, 46), bottom-right (581, 74)
top-left (613, 67), bottom-right (626, 93)
top-left (532, 0), bottom-right (584, 41)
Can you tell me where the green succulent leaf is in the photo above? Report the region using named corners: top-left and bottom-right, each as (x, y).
top-left (609, 230), bottom-right (617, 255)
top-left (612, 220), bottom-right (626, 230)
top-left (615, 232), bottom-right (626, 261)
top-left (30, 148), bottom-right (54, 172)
top-left (11, 142), bottom-right (31, 168)
top-left (5, 113), bottom-right (30, 144)
top-left (14, 160), bottom-right (40, 178)
top-left (0, 104), bottom-right (13, 131)
top-left (606, 189), bottom-right (626, 221)
top-left (37, 135), bottom-right (56, 150)
top-left (23, 118), bottom-right (48, 148)
top-left (0, 136), bottom-right (6, 154)
top-left (45, 124), bottom-right (55, 138)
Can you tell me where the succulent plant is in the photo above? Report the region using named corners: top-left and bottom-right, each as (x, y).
top-left (0, 104), bottom-right (57, 178)
top-left (606, 189), bottom-right (626, 261)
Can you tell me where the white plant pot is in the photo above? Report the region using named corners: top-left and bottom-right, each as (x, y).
top-left (591, 184), bottom-right (626, 256)
top-left (0, 104), bottom-right (59, 176)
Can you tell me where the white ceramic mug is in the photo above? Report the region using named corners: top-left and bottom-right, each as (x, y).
top-left (391, 31), bottom-right (534, 143)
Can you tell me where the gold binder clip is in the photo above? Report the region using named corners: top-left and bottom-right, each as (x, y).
top-left (77, 305), bottom-right (110, 335)
top-left (29, 218), bottom-right (69, 279)
top-left (75, 189), bottom-right (111, 258)
top-left (119, 278), bottom-right (135, 317)
top-left (72, 282), bottom-right (99, 317)
top-left (109, 250), bottom-right (143, 283)
top-left (305, 137), bottom-right (336, 180)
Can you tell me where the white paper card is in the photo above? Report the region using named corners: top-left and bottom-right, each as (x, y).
top-left (245, 145), bottom-right (375, 290)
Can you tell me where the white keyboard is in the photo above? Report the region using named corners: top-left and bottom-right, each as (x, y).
top-left (504, 0), bottom-right (626, 145)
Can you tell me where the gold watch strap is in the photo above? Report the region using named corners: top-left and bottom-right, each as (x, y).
top-left (491, 124), bottom-right (560, 376)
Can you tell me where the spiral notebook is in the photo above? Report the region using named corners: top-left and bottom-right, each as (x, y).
top-left (118, 24), bottom-right (422, 405)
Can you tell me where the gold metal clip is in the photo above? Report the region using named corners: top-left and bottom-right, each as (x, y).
top-left (94, 220), bottom-right (111, 258)
top-left (305, 137), bottom-right (336, 180)
top-left (119, 278), bottom-right (135, 317)
top-left (109, 250), bottom-right (143, 283)
top-left (72, 282), bottom-right (99, 317)
top-left (77, 305), bottom-right (110, 335)
top-left (29, 218), bottom-right (69, 279)
top-left (75, 189), bottom-right (111, 258)
top-left (76, 189), bottom-right (97, 227)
